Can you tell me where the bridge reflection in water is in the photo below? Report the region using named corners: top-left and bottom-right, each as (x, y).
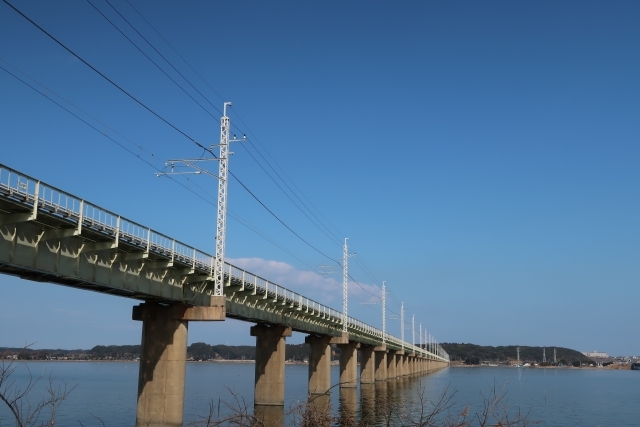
top-left (247, 375), bottom-right (436, 427)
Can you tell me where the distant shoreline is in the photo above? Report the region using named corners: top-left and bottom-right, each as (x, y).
top-left (450, 364), bottom-right (634, 370)
top-left (5, 359), bottom-right (314, 365)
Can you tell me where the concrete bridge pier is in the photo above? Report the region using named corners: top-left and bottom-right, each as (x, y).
top-left (386, 350), bottom-right (397, 379)
top-left (396, 352), bottom-right (404, 377)
top-left (360, 345), bottom-right (376, 384)
top-left (337, 340), bottom-right (359, 388)
top-left (374, 346), bottom-right (387, 381)
top-left (133, 300), bottom-right (225, 427)
top-left (305, 334), bottom-right (332, 395)
top-left (402, 354), bottom-right (409, 376)
top-left (251, 323), bottom-right (292, 406)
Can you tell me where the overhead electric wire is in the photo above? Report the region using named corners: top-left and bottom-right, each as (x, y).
top-left (236, 142), bottom-right (342, 247)
top-left (85, 0), bottom-right (218, 121)
top-left (3, 0), bottom-right (338, 265)
top-left (237, 130), bottom-right (345, 244)
top-left (0, 65), bottom-right (163, 171)
top-left (351, 250), bottom-right (383, 285)
top-left (0, 60), bottom-right (329, 278)
top-left (1, 0), bottom-right (210, 153)
top-left (0, 57), bottom-right (162, 166)
top-left (100, 0), bottom-right (224, 118)
top-left (3, 4), bottom-right (413, 337)
top-left (89, 1), bottom-right (340, 262)
top-left (347, 273), bottom-right (380, 300)
top-left (116, 0), bottom-right (345, 250)
top-left (117, 0), bottom-right (392, 292)
top-left (103, 0), bottom-right (342, 250)
top-left (228, 169), bottom-right (337, 263)
top-left (122, 0), bottom-right (226, 106)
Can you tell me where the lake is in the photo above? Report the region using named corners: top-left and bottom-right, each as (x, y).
top-left (0, 362), bottom-right (636, 426)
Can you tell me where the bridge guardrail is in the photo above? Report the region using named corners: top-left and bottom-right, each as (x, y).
top-left (0, 165), bottom-right (449, 361)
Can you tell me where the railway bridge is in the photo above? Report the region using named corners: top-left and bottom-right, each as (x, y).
top-left (0, 164), bottom-right (449, 427)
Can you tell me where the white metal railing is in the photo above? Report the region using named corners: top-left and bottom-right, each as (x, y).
top-left (0, 165), bottom-right (448, 361)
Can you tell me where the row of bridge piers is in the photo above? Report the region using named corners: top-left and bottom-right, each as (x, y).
top-left (134, 302), bottom-right (448, 427)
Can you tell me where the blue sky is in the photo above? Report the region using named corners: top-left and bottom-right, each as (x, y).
top-left (0, 1), bottom-right (638, 355)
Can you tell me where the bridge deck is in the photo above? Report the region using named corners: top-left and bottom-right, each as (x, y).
top-left (0, 164), bottom-right (447, 361)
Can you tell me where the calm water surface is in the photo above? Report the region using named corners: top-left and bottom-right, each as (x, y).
top-left (0, 362), bottom-right (636, 426)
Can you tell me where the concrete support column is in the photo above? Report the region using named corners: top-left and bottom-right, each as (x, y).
top-left (251, 324), bottom-right (292, 406)
top-left (337, 341), bottom-right (359, 388)
top-left (134, 305), bottom-right (187, 427)
top-left (396, 353), bottom-right (404, 377)
top-left (374, 349), bottom-right (387, 381)
top-left (133, 300), bottom-right (225, 427)
top-left (305, 335), bottom-right (332, 395)
top-left (402, 355), bottom-right (409, 376)
top-left (360, 345), bottom-right (375, 384)
top-left (386, 351), bottom-right (397, 379)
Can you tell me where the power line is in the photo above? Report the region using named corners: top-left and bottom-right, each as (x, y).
top-left (3, 5), bottom-right (407, 333)
top-left (228, 171), bottom-right (337, 263)
top-left (109, 0), bottom-right (391, 296)
top-left (347, 273), bottom-right (380, 301)
top-left (235, 142), bottom-right (342, 247)
top-left (100, 0), bottom-right (224, 117)
top-left (238, 135), bottom-right (344, 246)
top-left (89, 0), bottom-right (339, 263)
top-left (122, 0), bottom-right (226, 106)
top-left (1, 0), bottom-right (210, 153)
top-left (0, 60), bottom-right (330, 279)
top-left (3, 0), bottom-right (338, 265)
top-left (85, 0), bottom-right (218, 121)
top-left (104, 0), bottom-right (342, 249)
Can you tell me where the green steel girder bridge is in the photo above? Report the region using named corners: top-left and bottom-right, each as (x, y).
top-left (0, 163), bottom-right (449, 427)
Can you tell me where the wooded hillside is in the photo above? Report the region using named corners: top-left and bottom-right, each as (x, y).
top-left (441, 343), bottom-right (593, 365)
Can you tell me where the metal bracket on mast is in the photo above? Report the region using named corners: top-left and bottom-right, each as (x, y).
top-left (154, 102), bottom-right (245, 297)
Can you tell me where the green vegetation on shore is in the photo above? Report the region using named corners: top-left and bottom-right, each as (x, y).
top-left (441, 343), bottom-right (594, 366)
top-left (3, 342), bottom-right (593, 366)
top-left (0, 343), bottom-right (312, 361)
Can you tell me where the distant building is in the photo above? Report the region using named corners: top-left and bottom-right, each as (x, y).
top-left (583, 350), bottom-right (609, 358)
